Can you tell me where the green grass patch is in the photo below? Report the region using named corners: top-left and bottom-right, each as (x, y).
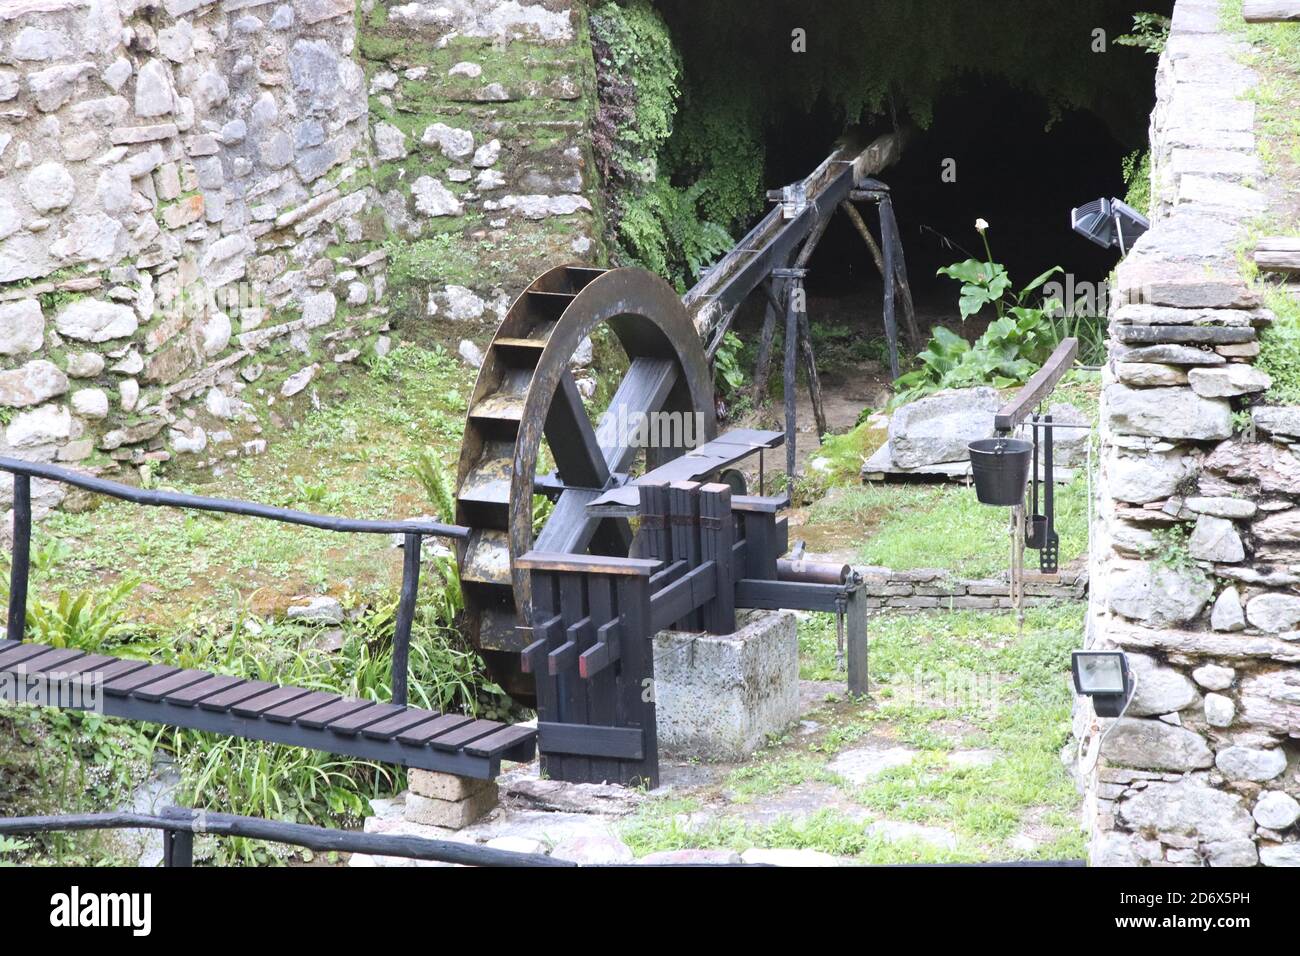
top-left (806, 467), bottom-right (1089, 579)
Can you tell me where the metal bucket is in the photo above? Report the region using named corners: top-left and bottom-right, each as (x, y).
top-left (968, 438), bottom-right (1033, 506)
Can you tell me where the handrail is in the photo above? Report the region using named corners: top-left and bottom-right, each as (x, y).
top-left (0, 456), bottom-right (469, 539)
top-left (0, 807), bottom-right (574, 868)
top-left (0, 456), bottom-right (469, 707)
top-left (993, 338), bottom-right (1079, 432)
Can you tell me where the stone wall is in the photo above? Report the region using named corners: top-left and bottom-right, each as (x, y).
top-left (0, 0), bottom-right (601, 522)
top-left (1084, 0), bottom-right (1300, 867)
top-left (857, 565), bottom-right (1087, 611)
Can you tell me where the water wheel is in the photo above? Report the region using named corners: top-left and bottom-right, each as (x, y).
top-left (454, 266), bottom-right (717, 707)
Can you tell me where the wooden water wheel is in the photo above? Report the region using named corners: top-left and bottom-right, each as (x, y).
top-left (454, 266), bottom-right (717, 706)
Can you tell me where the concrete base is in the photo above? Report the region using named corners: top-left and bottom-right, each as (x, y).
top-left (652, 610), bottom-right (799, 761)
top-left (404, 771), bottom-right (498, 829)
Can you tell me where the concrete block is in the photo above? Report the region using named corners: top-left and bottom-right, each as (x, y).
top-left (410, 769), bottom-right (494, 802)
top-left (403, 785), bottom-right (498, 830)
top-left (652, 610), bottom-right (798, 760)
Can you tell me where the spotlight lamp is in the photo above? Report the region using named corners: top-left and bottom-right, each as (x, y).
top-left (1071, 650), bottom-right (1133, 718)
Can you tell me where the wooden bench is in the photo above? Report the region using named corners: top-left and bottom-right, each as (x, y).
top-left (0, 456), bottom-right (536, 780)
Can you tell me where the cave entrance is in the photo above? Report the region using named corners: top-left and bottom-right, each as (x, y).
top-left (653, 0), bottom-right (1169, 412)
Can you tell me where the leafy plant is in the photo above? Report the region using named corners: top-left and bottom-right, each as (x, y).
top-left (713, 331), bottom-right (748, 395)
top-left (1115, 12), bottom-right (1172, 54)
top-left (1147, 525), bottom-right (1196, 572)
top-left (413, 449), bottom-right (456, 522)
top-left (0, 572), bottom-right (141, 653)
top-left (895, 222), bottom-right (1065, 404)
top-left (1257, 286), bottom-right (1300, 404)
top-left (1121, 149), bottom-right (1152, 217)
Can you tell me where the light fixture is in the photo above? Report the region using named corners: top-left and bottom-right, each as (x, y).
top-left (1070, 198), bottom-right (1150, 255)
top-left (1071, 650), bottom-right (1133, 718)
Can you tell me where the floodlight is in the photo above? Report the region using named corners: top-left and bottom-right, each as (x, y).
top-left (1071, 650), bottom-right (1133, 718)
top-left (1071, 198), bottom-right (1150, 255)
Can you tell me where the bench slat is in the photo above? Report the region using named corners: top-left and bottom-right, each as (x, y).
top-left (0, 643), bottom-right (56, 669)
top-left (328, 702), bottom-right (405, 735)
top-left (262, 690), bottom-right (338, 724)
top-left (230, 685), bottom-right (314, 718)
top-left (295, 697), bottom-right (372, 730)
top-left (132, 669), bottom-right (215, 702)
top-left (166, 674), bottom-right (246, 707)
top-left (92, 658), bottom-right (152, 685)
top-left (361, 710), bottom-right (442, 740)
top-left (197, 680), bottom-right (276, 712)
top-left (104, 664), bottom-right (180, 696)
top-left (14, 648), bottom-right (86, 674)
top-left (396, 713), bottom-right (472, 745)
top-left (429, 719), bottom-right (504, 752)
top-left (463, 724), bottom-right (538, 758)
top-left (28, 652), bottom-right (116, 679)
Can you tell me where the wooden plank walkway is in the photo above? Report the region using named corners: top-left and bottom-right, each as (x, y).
top-left (0, 640), bottom-right (534, 779)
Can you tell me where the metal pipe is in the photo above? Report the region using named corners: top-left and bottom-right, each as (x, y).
top-left (777, 558), bottom-right (851, 585)
top-left (391, 532), bottom-right (421, 708)
top-left (7, 474), bottom-right (29, 644)
top-left (0, 456), bottom-right (467, 540)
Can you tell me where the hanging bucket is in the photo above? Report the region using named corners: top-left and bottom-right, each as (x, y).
top-left (968, 437), bottom-right (1033, 506)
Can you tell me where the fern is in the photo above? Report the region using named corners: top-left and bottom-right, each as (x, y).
top-left (413, 450), bottom-right (456, 523)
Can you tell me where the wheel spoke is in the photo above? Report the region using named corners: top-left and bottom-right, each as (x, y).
top-left (535, 488), bottom-right (632, 556)
top-left (544, 371), bottom-right (610, 488)
top-left (594, 357), bottom-right (679, 474)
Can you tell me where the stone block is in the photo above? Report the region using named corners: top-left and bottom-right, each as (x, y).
top-left (403, 785), bottom-right (498, 830)
top-left (653, 610), bottom-right (798, 760)
top-left (410, 769), bottom-right (495, 802)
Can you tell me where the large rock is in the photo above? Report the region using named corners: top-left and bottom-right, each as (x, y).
top-left (1210, 586), bottom-right (1246, 632)
top-left (0, 360), bottom-right (67, 407)
top-left (1252, 405), bottom-right (1300, 439)
top-left (1245, 592), bottom-right (1300, 633)
top-left (1115, 344), bottom-right (1225, 366)
top-left (1187, 365), bottom-right (1270, 397)
top-left (1253, 791), bottom-right (1300, 830)
top-left (411, 176), bottom-right (463, 217)
top-left (1109, 449), bottom-right (1198, 504)
top-left (21, 162), bottom-right (74, 212)
top-left (0, 299), bottom-right (44, 355)
top-left (420, 122), bottom-right (474, 159)
top-left (1203, 440), bottom-right (1300, 496)
top-left (1115, 362), bottom-right (1189, 386)
top-left (1187, 515), bottom-right (1244, 563)
top-left (1101, 718), bottom-right (1213, 771)
top-left (1238, 669), bottom-right (1300, 733)
top-left (6, 403), bottom-right (71, 447)
top-left (55, 298), bottom-right (138, 343)
top-left (1216, 746), bottom-right (1286, 782)
top-left (1105, 384), bottom-right (1232, 441)
top-left (1126, 654), bottom-right (1199, 716)
top-left (1106, 561), bottom-right (1213, 626)
top-left (1117, 779), bottom-right (1255, 844)
top-left (1253, 509), bottom-right (1300, 543)
top-left (1260, 843), bottom-right (1300, 866)
top-left (886, 387), bottom-right (1000, 469)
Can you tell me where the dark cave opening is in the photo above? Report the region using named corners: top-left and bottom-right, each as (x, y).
top-left (653, 0), bottom-right (1171, 352)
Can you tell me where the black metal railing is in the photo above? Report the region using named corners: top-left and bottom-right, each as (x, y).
top-left (0, 456), bottom-right (469, 707)
top-left (0, 806), bottom-right (571, 867)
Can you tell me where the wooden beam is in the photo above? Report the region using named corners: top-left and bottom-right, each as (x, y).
top-left (1255, 237), bottom-right (1300, 273)
top-left (994, 338), bottom-right (1079, 432)
top-left (1243, 0), bottom-right (1300, 22)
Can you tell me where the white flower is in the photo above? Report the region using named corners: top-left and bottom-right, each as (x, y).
top-left (975, 218), bottom-right (989, 232)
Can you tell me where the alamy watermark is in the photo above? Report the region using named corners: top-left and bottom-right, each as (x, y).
top-left (598, 407), bottom-right (708, 451)
top-left (0, 668), bottom-right (102, 713)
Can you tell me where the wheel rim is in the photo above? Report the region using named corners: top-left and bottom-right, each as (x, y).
top-left (455, 266), bottom-right (716, 706)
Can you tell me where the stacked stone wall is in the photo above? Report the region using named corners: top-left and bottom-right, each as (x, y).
top-left (1085, 0), bottom-right (1300, 867)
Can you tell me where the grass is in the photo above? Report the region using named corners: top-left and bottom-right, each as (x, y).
top-left (805, 466), bottom-right (1089, 579)
top-left (620, 604), bottom-right (1087, 863)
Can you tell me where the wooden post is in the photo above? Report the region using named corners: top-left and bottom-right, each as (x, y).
top-left (699, 483), bottom-right (735, 634)
top-left (668, 481), bottom-right (703, 630)
top-left (752, 275), bottom-right (785, 401)
top-left (845, 586), bottom-right (868, 696)
top-left (615, 572), bottom-right (657, 788)
top-left (390, 531), bottom-right (421, 708)
top-left (773, 267), bottom-right (807, 485)
top-left (879, 196), bottom-right (920, 352)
